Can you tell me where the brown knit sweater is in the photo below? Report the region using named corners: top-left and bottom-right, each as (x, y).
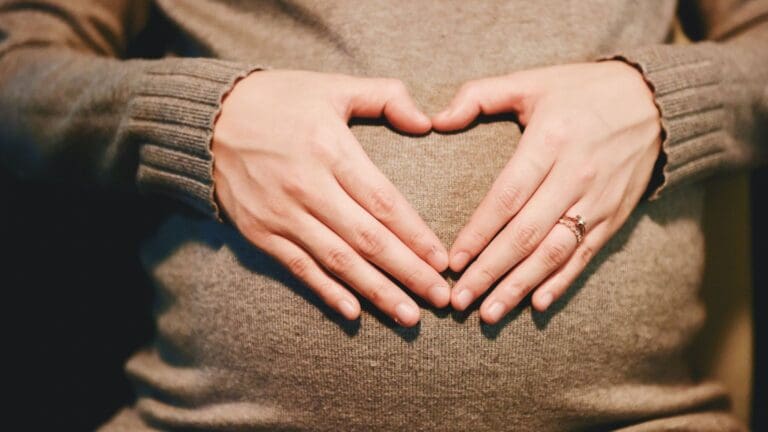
top-left (1, 1), bottom-right (766, 431)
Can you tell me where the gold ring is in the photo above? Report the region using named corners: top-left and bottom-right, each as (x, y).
top-left (557, 214), bottom-right (586, 244)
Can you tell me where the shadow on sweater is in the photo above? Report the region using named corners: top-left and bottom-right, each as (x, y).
top-left (141, 136), bottom-right (700, 345)
top-left (479, 182), bottom-right (700, 339)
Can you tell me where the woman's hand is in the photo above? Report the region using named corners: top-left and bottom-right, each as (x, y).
top-left (212, 69), bottom-right (450, 327)
top-left (431, 61), bottom-right (662, 324)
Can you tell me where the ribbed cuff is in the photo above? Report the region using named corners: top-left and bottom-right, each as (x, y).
top-left (596, 42), bottom-right (727, 201)
top-left (129, 58), bottom-right (267, 221)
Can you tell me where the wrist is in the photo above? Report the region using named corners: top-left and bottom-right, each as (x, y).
top-left (210, 68), bottom-right (266, 222)
top-left (598, 58), bottom-right (665, 201)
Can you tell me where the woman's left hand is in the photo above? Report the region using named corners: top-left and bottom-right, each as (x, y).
top-left (431, 61), bottom-right (662, 324)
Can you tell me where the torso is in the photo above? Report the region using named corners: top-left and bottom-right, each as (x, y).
top-left (121, 2), bottom-right (739, 430)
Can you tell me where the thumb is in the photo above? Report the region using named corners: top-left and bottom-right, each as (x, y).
top-left (345, 77), bottom-right (431, 134)
top-left (431, 74), bottom-right (534, 131)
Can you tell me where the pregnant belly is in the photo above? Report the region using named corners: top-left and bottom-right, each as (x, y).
top-left (126, 121), bottom-right (730, 431)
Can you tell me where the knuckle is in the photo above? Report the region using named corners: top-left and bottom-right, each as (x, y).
top-left (542, 242), bottom-right (570, 268)
top-left (244, 229), bottom-right (272, 251)
top-left (494, 184), bottom-right (524, 215)
top-left (622, 192), bottom-right (639, 213)
top-left (526, 154), bottom-right (550, 176)
top-left (457, 81), bottom-right (478, 99)
top-left (286, 255), bottom-right (313, 279)
top-left (506, 281), bottom-right (530, 301)
top-left (549, 115), bottom-right (572, 132)
top-left (281, 175), bottom-right (310, 200)
top-left (243, 161), bottom-right (262, 181)
top-left (408, 229), bottom-right (426, 248)
top-left (354, 224), bottom-right (386, 258)
top-left (308, 128), bottom-right (342, 164)
top-left (258, 232), bottom-right (282, 249)
top-left (541, 124), bottom-right (568, 152)
top-left (325, 248), bottom-right (354, 274)
top-left (385, 78), bottom-right (408, 95)
top-left (578, 244), bottom-right (595, 266)
top-left (547, 275), bottom-right (566, 294)
top-left (476, 267), bottom-right (497, 287)
top-left (266, 213), bottom-right (300, 238)
top-left (310, 141), bottom-right (340, 166)
top-left (467, 227), bottom-right (491, 247)
top-left (515, 223), bottom-right (541, 252)
top-left (409, 230), bottom-right (436, 258)
top-left (607, 197), bottom-right (622, 214)
top-left (516, 86), bottom-right (537, 113)
top-left (363, 281), bottom-right (387, 305)
top-left (239, 210), bottom-right (277, 241)
top-left (315, 280), bottom-right (338, 300)
top-left (265, 197), bottom-right (296, 223)
top-left (368, 186), bottom-right (396, 219)
top-left (236, 209), bottom-right (262, 235)
top-left (306, 121), bottom-right (330, 145)
top-left (578, 164), bottom-right (597, 185)
top-left (403, 268), bottom-right (423, 289)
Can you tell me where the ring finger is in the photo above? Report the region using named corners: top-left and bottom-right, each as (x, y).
top-left (305, 177), bottom-right (450, 307)
top-left (451, 163), bottom-right (586, 311)
top-left (259, 233), bottom-right (362, 320)
top-left (282, 211), bottom-right (422, 327)
top-left (479, 208), bottom-right (594, 324)
top-left (531, 220), bottom-right (613, 312)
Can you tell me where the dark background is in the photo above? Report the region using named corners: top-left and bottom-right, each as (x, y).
top-left (3, 171), bottom-right (172, 430)
top-left (2, 1), bottom-right (764, 429)
top-left (3, 167), bottom-right (766, 430)
top-left (752, 166), bottom-right (766, 431)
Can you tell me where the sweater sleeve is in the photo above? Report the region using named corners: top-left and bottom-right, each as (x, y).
top-left (596, 0), bottom-right (768, 201)
top-left (0, 0), bottom-right (267, 220)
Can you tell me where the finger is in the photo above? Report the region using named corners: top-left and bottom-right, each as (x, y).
top-left (448, 117), bottom-right (558, 272)
top-left (283, 212), bottom-right (422, 327)
top-left (450, 162), bottom-right (589, 311)
top-left (345, 77), bottom-right (431, 134)
top-left (431, 73), bottom-right (536, 131)
top-left (479, 207), bottom-right (594, 324)
top-left (259, 233), bottom-right (361, 320)
top-left (531, 221), bottom-right (612, 312)
top-left (332, 126), bottom-right (449, 272)
top-left (303, 176), bottom-right (450, 308)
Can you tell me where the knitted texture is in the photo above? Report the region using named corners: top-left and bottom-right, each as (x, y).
top-left (131, 59), bottom-right (266, 220)
top-left (0, 0), bottom-right (766, 431)
top-left (599, 42), bottom-right (766, 201)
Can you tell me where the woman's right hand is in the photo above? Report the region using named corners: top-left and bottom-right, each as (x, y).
top-left (211, 69), bottom-right (449, 327)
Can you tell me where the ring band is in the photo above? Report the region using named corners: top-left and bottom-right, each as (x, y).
top-left (557, 214), bottom-right (586, 244)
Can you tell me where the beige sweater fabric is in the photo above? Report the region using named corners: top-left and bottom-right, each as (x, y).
top-left (1, 0), bottom-right (767, 430)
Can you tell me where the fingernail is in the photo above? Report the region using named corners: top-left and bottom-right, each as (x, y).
top-left (429, 283), bottom-right (450, 307)
top-left (454, 288), bottom-right (473, 310)
top-left (538, 292), bottom-right (554, 310)
top-left (339, 299), bottom-right (357, 319)
top-left (395, 302), bottom-right (419, 326)
top-left (452, 252), bottom-right (470, 271)
top-left (429, 246), bottom-right (449, 271)
top-left (486, 301), bottom-right (506, 323)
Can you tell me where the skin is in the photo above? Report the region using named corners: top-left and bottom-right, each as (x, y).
top-left (211, 70), bottom-right (450, 327)
top-left (432, 60), bottom-right (662, 324)
top-left (212, 61), bottom-right (662, 327)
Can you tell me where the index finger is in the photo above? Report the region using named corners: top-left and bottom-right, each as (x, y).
top-left (448, 117), bottom-right (558, 271)
top-left (331, 127), bottom-right (449, 272)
